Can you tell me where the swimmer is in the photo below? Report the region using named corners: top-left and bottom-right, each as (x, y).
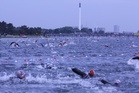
top-left (40, 63), bottom-right (52, 69)
top-left (9, 42), bottom-right (20, 47)
top-left (99, 79), bottom-right (121, 87)
top-left (72, 68), bottom-right (95, 78)
top-left (58, 41), bottom-right (66, 46)
top-left (16, 70), bottom-right (26, 79)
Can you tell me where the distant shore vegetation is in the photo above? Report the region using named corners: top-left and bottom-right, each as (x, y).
top-left (0, 21), bottom-right (139, 37)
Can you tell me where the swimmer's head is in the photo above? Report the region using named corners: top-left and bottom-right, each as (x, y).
top-left (16, 70), bottom-right (26, 79)
top-left (89, 70), bottom-right (95, 77)
top-left (114, 79), bottom-right (121, 86)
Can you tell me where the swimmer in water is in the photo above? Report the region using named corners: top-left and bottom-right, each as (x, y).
top-left (72, 68), bottom-right (95, 78)
top-left (9, 42), bottom-right (20, 47)
top-left (16, 70), bottom-right (26, 79)
top-left (99, 79), bottom-right (121, 87)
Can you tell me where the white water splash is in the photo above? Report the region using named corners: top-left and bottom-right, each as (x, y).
top-left (127, 59), bottom-right (139, 70)
top-left (0, 72), bottom-right (14, 81)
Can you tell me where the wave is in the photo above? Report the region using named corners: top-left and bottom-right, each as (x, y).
top-left (127, 59), bottom-right (139, 70)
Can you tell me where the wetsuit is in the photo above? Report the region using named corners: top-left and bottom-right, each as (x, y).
top-left (132, 56), bottom-right (139, 60)
top-left (72, 68), bottom-right (89, 78)
top-left (100, 79), bottom-right (120, 87)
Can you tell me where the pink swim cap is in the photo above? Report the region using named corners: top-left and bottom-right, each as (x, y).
top-left (89, 70), bottom-right (95, 77)
top-left (16, 70), bottom-right (26, 79)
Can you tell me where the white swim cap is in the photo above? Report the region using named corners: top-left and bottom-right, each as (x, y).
top-left (114, 79), bottom-right (121, 86)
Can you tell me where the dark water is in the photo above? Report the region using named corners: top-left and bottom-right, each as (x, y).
top-left (0, 36), bottom-right (139, 93)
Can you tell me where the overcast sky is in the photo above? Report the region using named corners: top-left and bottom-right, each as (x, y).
top-left (0, 0), bottom-right (139, 32)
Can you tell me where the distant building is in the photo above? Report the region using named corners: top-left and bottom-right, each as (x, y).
top-left (93, 27), bottom-right (105, 34)
top-left (114, 25), bottom-right (120, 34)
top-left (94, 27), bottom-right (105, 32)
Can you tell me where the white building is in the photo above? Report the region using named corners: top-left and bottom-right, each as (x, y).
top-left (94, 27), bottom-right (105, 32)
top-left (114, 25), bottom-right (120, 34)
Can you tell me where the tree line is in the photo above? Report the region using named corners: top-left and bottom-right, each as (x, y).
top-left (1, 21), bottom-right (136, 37)
top-left (0, 21), bottom-right (42, 36)
top-left (0, 21), bottom-right (94, 36)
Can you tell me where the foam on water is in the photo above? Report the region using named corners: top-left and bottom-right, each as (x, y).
top-left (25, 73), bottom-right (94, 88)
top-left (0, 72), bottom-right (14, 81)
top-left (26, 73), bottom-right (48, 83)
top-left (23, 72), bottom-right (98, 89)
top-left (127, 59), bottom-right (139, 70)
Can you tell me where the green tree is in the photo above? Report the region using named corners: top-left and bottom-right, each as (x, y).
top-left (18, 25), bottom-right (29, 35)
top-left (7, 23), bottom-right (15, 35)
top-left (0, 21), bottom-right (7, 34)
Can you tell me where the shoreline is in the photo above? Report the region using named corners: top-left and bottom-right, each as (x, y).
top-left (0, 34), bottom-right (139, 38)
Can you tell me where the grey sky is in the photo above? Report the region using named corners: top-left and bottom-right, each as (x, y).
top-left (0, 0), bottom-right (139, 32)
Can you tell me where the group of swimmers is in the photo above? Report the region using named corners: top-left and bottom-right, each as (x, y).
top-left (15, 55), bottom-right (139, 86)
top-left (9, 40), bottom-right (67, 48)
top-left (15, 67), bottom-right (121, 87)
top-left (10, 41), bottom-right (121, 87)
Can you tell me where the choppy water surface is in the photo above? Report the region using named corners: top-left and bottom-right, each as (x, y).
top-left (0, 36), bottom-right (139, 93)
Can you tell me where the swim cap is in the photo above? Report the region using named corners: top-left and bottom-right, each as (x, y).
top-left (16, 70), bottom-right (26, 79)
top-left (114, 79), bottom-right (121, 86)
top-left (17, 70), bottom-right (22, 75)
top-left (135, 52), bottom-right (138, 55)
top-left (89, 70), bottom-right (95, 77)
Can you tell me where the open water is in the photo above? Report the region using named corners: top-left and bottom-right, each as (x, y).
top-left (0, 36), bottom-right (139, 93)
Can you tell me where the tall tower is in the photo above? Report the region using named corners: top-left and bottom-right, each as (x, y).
top-left (114, 25), bottom-right (120, 34)
top-left (79, 2), bottom-right (81, 31)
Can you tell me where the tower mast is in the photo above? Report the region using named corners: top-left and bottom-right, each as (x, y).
top-left (79, 2), bottom-right (81, 31)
